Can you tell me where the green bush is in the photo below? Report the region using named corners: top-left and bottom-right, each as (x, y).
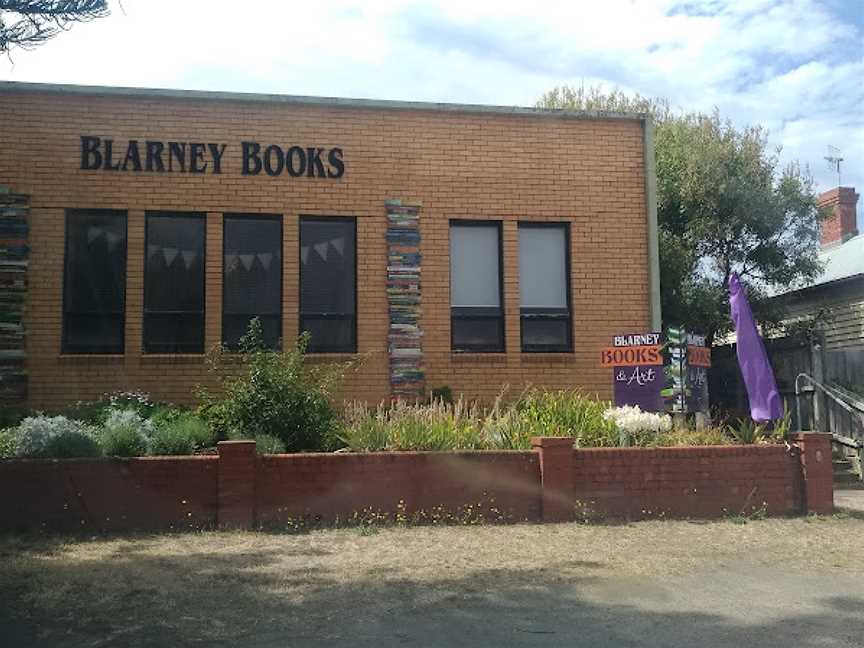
top-left (100, 408), bottom-right (152, 457)
top-left (0, 428), bottom-right (17, 458)
top-left (149, 415), bottom-right (214, 456)
top-left (198, 318), bottom-right (352, 453)
top-left (14, 415), bottom-right (102, 458)
top-left (254, 434), bottom-right (287, 454)
top-left (514, 389), bottom-right (617, 448)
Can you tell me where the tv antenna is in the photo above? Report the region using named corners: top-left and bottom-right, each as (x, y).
top-left (825, 145), bottom-right (843, 186)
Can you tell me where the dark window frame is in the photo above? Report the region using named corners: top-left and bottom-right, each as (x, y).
top-left (142, 211), bottom-right (207, 354)
top-left (518, 221), bottom-right (573, 353)
top-left (61, 208), bottom-right (128, 354)
top-left (449, 219), bottom-right (505, 353)
top-left (298, 215), bottom-right (357, 354)
top-left (222, 213), bottom-right (284, 350)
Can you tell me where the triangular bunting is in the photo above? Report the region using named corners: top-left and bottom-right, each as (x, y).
top-left (181, 250), bottom-right (197, 269)
top-left (313, 242), bottom-right (329, 262)
top-left (87, 226), bottom-right (104, 243)
top-left (163, 247), bottom-right (178, 266)
top-left (224, 254), bottom-right (238, 272)
top-left (300, 246), bottom-right (309, 265)
top-left (331, 237), bottom-right (345, 256)
top-left (104, 231), bottom-right (121, 251)
top-left (258, 252), bottom-right (273, 270)
top-left (239, 254), bottom-right (255, 271)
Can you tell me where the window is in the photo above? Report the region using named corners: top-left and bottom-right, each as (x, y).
top-left (62, 209), bottom-right (127, 353)
top-left (519, 222), bottom-right (572, 352)
top-left (223, 214), bottom-right (283, 349)
top-left (449, 221), bottom-right (504, 352)
top-left (299, 217), bottom-right (356, 353)
top-left (144, 212), bottom-right (206, 353)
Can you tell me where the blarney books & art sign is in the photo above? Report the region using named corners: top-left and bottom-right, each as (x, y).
top-left (600, 332), bottom-right (663, 411)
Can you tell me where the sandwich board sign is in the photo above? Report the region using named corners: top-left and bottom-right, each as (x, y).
top-left (600, 332), bottom-right (663, 411)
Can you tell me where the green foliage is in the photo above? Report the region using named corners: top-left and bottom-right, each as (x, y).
top-left (339, 390), bottom-right (618, 452)
top-left (651, 426), bottom-right (731, 447)
top-left (100, 423), bottom-right (148, 457)
top-left (0, 428), bottom-right (18, 457)
top-left (100, 408), bottom-right (152, 457)
top-left (198, 318), bottom-right (351, 452)
top-left (148, 415), bottom-right (214, 456)
top-left (57, 391), bottom-right (157, 426)
top-left (728, 418), bottom-right (767, 445)
top-left (538, 85), bottom-right (824, 340)
top-left (14, 415), bottom-right (102, 458)
top-left (253, 434), bottom-right (287, 454)
top-left (45, 429), bottom-right (103, 458)
top-left (513, 389), bottom-right (617, 448)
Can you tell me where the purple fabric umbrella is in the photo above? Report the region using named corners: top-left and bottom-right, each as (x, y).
top-left (729, 272), bottom-right (783, 421)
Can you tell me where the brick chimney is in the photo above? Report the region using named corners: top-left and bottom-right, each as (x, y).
top-left (818, 186), bottom-right (859, 247)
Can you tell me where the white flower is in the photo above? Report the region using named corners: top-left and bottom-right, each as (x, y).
top-left (603, 405), bottom-right (672, 435)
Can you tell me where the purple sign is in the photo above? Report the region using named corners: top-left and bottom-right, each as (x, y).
top-left (601, 332), bottom-right (664, 412)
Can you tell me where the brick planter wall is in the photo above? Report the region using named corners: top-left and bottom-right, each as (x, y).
top-left (0, 434), bottom-right (833, 532)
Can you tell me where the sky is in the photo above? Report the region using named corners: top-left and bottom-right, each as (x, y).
top-left (2, 0), bottom-right (862, 227)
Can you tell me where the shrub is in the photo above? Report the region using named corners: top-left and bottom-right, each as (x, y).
top-left (59, 390), bottom-right (156, 426)
top-left (513, 389), bottom-right (617, 448)
top-left (14, 416), bottom-right (102, 458)
top-left (149, 415), bottom-right (213, 456)
top-left (254, 434), bottom-right (287, 454)
top-left (100, 408), bottom-right (152, 457)
top-left (0, 428), bottom-right (17, 458)
top-left (729, 418), bottom-right (767, 444)
top-left (198, 318), bottom-right (352, 453)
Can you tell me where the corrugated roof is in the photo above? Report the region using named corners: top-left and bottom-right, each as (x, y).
top-left (812, 233), bottom-right (864, 287)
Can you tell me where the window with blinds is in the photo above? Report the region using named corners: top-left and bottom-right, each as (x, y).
top-left (223, 214), bottom-right (283, 349)
top-left (518, 222), bottom-right (572, 352)
top-left (299, 216), bottom-right (356, 353)
top-left (449, 221), bottom-right (504, 352)
top-left (143, 212), bottom-right (206, 353)
top-left (62, 209), bottom-right (127, 354)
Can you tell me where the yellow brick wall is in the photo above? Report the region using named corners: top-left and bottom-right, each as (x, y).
top-left (0, 88), bottom-right (650, 409)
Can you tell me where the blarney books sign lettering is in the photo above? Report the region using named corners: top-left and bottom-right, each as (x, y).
top-left (600, 332), bottom-right (663, 411)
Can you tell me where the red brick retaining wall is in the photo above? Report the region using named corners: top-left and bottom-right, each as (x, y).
top-left (0, 456), bottom-right (217, 532)
top-left (0, 433), bottom-right (833, 532)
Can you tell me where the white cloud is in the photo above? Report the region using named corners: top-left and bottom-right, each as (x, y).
top-left (1, 0), bottom-right (862, 224)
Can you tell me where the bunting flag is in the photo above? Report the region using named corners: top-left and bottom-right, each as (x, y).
top-left (0, 187), bottom-right (29, 404)
top-left (313, 241), bottom-right (329, 262)
top-left (300, 246), bottom-right (309, 265)
top-left (385, 200), bottom-right (425, 400)
top-left (162, 247), bottom-right (179, 267)
top-left (258, 252), bottom-right (273, 270)
top-left (181, 250), bottom-right (198, 269)
top-left (239, 254), bottom-right (255, 271)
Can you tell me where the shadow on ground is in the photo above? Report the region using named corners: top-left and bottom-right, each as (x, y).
top-left (1, 532), bottom-right (862, 648)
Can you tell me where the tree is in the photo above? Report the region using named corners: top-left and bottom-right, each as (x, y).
top-left (537, 85), bottom-right (825, 342)
top-left (0, 1), bottom-right (109, 54)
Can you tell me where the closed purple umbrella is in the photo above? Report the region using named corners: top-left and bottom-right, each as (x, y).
top-left (729, 272), bottom-right (783, 421)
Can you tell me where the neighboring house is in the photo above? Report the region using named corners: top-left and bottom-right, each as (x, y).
top-left (773, 186), bottom-right (863, 351)
top-left (711, 186), bottom-right (864, 420)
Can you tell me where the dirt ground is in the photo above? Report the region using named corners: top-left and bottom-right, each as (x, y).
top-left (3, 509), bottom-right (864, 648)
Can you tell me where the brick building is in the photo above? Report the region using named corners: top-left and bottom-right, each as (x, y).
top-left (0, 82), bottom-right (659, 410)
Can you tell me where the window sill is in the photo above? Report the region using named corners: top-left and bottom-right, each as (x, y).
top-left (58, 354), bottom-right (125, 360)
top-left (520, 353), bottom-right (577, 364)
top-left (450, 353), bottom-right (509, 365)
